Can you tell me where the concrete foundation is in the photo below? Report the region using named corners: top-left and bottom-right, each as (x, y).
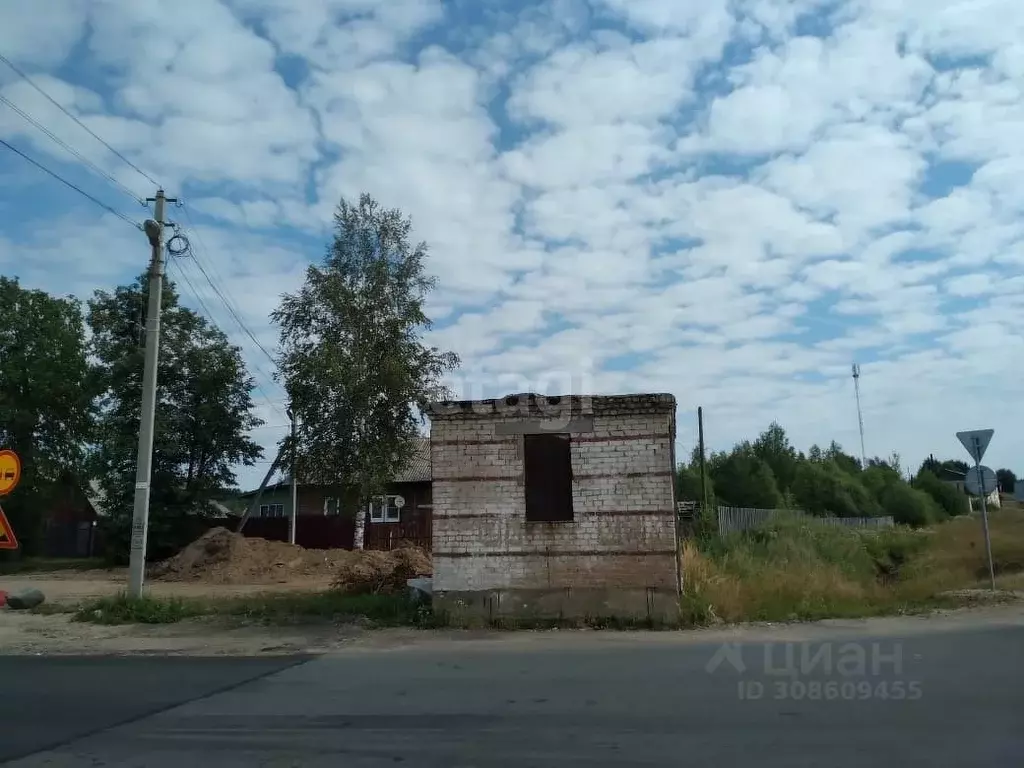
top-left (435, 587), bottom-right (681, 626)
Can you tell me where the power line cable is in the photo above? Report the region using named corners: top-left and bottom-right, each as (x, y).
top-left (176, 207), bottom-right (280, 372)
top-left (180, 203), bottom-right (264, 353)
top-left (157, 223), bottom-right (286, 421)
top-left (0, 137), bottom-right (142, 229)
top-left (0, 50), bottom-right (161, 188)
top-left (166, 257), bottom-right (288, 421)
top-left (0, 92), bottom-right (144, 203)
top-left (177, 243), bottom-right (282, 396)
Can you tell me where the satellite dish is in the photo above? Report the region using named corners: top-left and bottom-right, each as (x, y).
top-left (393, 495), bottom-right (406, 509)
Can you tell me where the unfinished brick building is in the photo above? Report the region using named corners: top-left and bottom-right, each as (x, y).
top-left (427, 392), bottom-right (679, 623)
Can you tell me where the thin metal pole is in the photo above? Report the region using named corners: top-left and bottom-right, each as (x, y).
top-left (697, 406), bottom-right (708, 511)
top-left (975, 452), bottom-right (996, 591)
top-left (288, 410), bottom-right (298, 545)
top-left (852, 363), bottom-right (867, 468)
top-left (127, 190), bottom-right (169, 599)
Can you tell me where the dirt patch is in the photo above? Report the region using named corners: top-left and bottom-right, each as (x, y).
top-left (333, 546), bottom-right (432, 594)
top-left (1, 574), bottom-right (336, 606)
top-left (150, 527), bottom-right (352, 585)
top-left (0, 611), bottom-right (367, 656)
top-left (5, 602), bottom-right (1024, 657)
top-left (148, 528), bottom-right (432, 592)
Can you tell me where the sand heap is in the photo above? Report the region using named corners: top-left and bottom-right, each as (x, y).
top-left (150, 527), bottom-right (431, 593)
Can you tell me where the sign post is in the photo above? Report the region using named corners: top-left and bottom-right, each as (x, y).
top-left (0, 449), bottom-right (22, 551)
top-left (956, 429), bottom-right (996, 590)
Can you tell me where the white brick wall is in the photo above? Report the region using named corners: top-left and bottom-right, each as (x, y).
top-left (430, 396), bottom-right (678, 594)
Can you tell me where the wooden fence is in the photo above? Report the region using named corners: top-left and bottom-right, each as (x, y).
top-left (715, 506), bottom-right (894, 536)
top-left (209, 514), bottom-right (356, 550)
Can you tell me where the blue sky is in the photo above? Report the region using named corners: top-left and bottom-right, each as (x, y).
top-left (1, 0), bottom-right (1022, 491)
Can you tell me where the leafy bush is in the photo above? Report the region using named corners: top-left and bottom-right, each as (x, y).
top-left (879, 483), bottom-right (941, 527)
top-left (860, 465), bottom-right (901, 500)
top-left (710, 449), bottom-right (783, 508)
top-left (791, 461), bottom-right (882, 518)
top-left (915, 470), bottom-right (969, 517)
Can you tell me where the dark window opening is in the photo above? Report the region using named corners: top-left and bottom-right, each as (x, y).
top-left (524, 433), bottom-right (574, 522)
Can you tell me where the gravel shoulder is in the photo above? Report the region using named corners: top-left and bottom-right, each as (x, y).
top-left (3, 569), bottom-right (335, 603)
top-left (3, 599), bottom-right (1024, 657)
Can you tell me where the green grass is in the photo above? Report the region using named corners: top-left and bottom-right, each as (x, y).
top-left (69, 590), bottom-right (436, 627)
top-left (681, 510), bottom-right (1024, 626)
top-left (0, 557), bottom-right (106, 575)
top-left (221, 591), bottom-right (434, 626)
top-left (73, 594), bottom-right (207, 625)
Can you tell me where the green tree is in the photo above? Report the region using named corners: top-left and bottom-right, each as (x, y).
top-left (675, 465), bottom-right (703, 504)
top-left (861, 463), bottom-right (902, 500)
top-left (918, 456), bottom-right (970, 481)
top-left (996, 469), bottom-right (1017, 494)
top-left (752, 421), bottom-right (799, 493)
top-left (868, 452), bottom-right (903, 477)
top-left (709, 444), bottom-right (783, 509)
top-left (675, 463), bottom-right (717, 538)
top-left (792, 461), bottom-right (882, 518)
top-left (825, 441), bottom-right (862, 474)
top-left (0, 277), bottom-right (97, 554)
top-left (273, 193), bottom-right (459, 510)
top-left (918, 454), bottom-right (942, 476)
top-left (914, 469), bottom-right (968, 517)
top-left (88, 275), bottom-right (264, 562)
top-left (878, 482), bottom-right (940, 527)
top-left (938, 459), bottom-right (969, 478)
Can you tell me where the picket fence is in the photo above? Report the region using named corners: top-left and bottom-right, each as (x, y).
top-left (715, 506), bottom-right (894, 536)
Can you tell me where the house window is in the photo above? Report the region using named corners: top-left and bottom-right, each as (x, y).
top-left (260, 503), bottom-right (284, 518)
top-left (524, 433), bottom-right (574, 522)
top-left (324, 497), bottom-right (340, 516)
top-left (368, 495), bottom-right (401, 523)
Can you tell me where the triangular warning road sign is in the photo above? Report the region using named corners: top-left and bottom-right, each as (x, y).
top-left (0, 504), bottom-right (18, 550)
top-left (957, 429), bottom-right (995, 464)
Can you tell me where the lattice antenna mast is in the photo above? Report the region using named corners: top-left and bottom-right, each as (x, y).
top-left (852, 363), bottom-right (867, 468)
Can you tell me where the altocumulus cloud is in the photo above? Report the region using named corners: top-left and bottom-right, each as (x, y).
top-left (1, 0), bottom-right (1022, 488)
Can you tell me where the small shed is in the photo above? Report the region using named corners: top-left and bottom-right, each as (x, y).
top-left (427, 392), bottom-right (679, 623)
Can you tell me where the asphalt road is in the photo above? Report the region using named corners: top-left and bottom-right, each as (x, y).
top-left (4, 625), bottom-right (1023, 767)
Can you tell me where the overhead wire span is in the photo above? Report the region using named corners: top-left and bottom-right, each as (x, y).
top-left (0, 137), bottom-right (142, 229)
top-left (177, 204), bottom-right (280, 372)
top-left (166, 256), bottom-right (287, 421)
top-left (0, 92), bottom-right (144, 203)
top-left (0, 50), bottom-right (161, 188)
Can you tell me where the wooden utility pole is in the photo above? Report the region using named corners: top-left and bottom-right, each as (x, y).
top-left (128, 189), bottom-right (176, 599)
top-left (697, 406), bottom-right (708, 511)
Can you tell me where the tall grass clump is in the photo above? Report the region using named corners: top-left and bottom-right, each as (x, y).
top-left (681, 516), bottom-right (938, 624)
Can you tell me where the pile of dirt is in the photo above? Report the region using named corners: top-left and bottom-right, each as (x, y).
top-left (332, 545), bottom-right (433, 595)
top-left (150, 527), bottom-right (431, 591)
top-left (150, 527), bottom-right (351, 585)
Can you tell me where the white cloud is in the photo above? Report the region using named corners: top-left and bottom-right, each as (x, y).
top-left (229, 0), bottom-right (444, 70)
top-left (0, 0), bottom-right (89, 70)
top-left (759, 124), bottom-right (926, 237)
top-left (2, 0), bottom-right (1024, 489)
top-left (508, 36), bottom-right (715, 127)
